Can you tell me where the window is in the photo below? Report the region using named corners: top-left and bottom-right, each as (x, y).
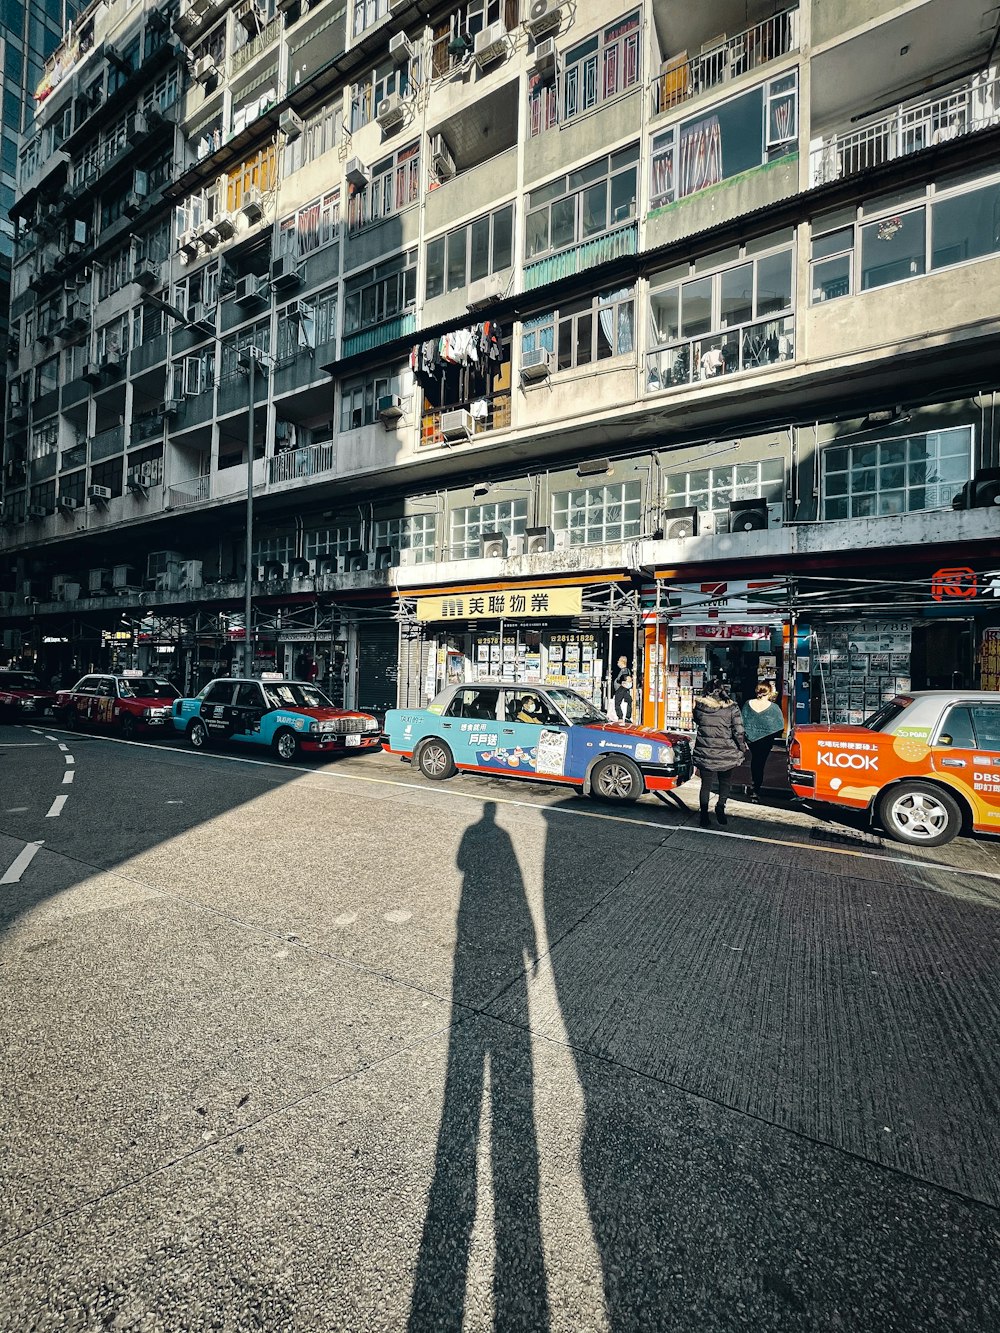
top-left (351, 58), bottom-right (415, 131)
top-left (821, 426), bottom-right (973, 520)
top-left (172, 347), bottom-right (216, 397)
top-left (665, 457), bottom-right (784, 519)
top-left (275, 300), bottom-right (315, 361)
top-left (931, 177), bottom-right (1000, 269)
top-left (313, 287), bottom-right (338, 346)
top-left (95, 313), bottom-right (129, 363)
top-left (226, 145), bottom-right (277, 213)
top-left (528, 73), bottom-right (558, 137)
top-left (650, 72), bottom-right (798, 209)
top-left (220, 321), bottom-right (268, 381)
top-left (278, 191), bottom-right (340, 257)
top-left (344, 251), bottom-right (417, 334)
top-left (646, 238), bottom-right (794, 389)
top-left (561, 12), bottom-right (639, 127)
top-left (305, 523), bottom-right (363, 562)
top-left (552, 481), bottom-right (642, 546)
top-left (90, 457), bottom-right (123, 498)
top-left (98, 244), bottom-right (132, 299)
top-left (283, 102), bottom-right (342, 173)
top-left (810, 219), bottom-right (854, 303)
top-left (525, 146), bottom-right (638, 261)
top-left (860, 207), bottom-right (926, 290)
top-left (36, 355), bottom-right (58, 394)
top-left (340, 365), bottom-right (404, 430)
top-left (353, 0), bottom-right (389, 37)
top-left (445, 687), bottom-right (500, 719)
top-left (252, 534), bottom-right (294, 565)
top-left (521, 287), bottom-right (635, 371)
top-left (348, 142), bottom-right (420, 231)
top-left (203, 681), bottom-right (235, 705)
top-left (451, 499), bottom-right (527, 560)
top-left (373, 513), bottom-right (436, 562)
top-left (938, 706), bottom-right (977, 749)
top-left (30, 418), bottom-right (58, 458)
top-left (425, 204), bottom-right (513, 298)
top-left (969, 706), bottom-right (1000, 751)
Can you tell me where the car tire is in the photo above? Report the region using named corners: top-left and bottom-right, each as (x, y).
top-left (416, 738), bottom-right (456, 781)
top-left (590, 754), bottom-right (643, 804)
top-left (120, 715), bottom-right (137, 741)
top-left (877, 781), bottom-right (963, 848)
top-left (187, 718), bottom-right (210, 751)
top-left (273, 728), bottom-right (300, 763)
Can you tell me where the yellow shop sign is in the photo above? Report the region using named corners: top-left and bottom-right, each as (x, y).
top-left (416, 587), bottom-right (583, 621)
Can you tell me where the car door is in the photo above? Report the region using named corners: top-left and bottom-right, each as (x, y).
top-left (499, 689), bottom-right (566, 778)
top-left (68, 677), bottom-right (96, 724)
top-left (231, 681), bottom-right (267, 744)
top-left (93, 677), bottom-right (119, 730)
top-left (199, 680), bottom-right (238, 738)
top-left (932, 702), bottom-right (1000, 831)
top-left (440, 687), bottom-right (501, 769)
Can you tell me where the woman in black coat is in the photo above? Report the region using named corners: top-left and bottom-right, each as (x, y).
top-left (692, 681), bottom-right (749, 827)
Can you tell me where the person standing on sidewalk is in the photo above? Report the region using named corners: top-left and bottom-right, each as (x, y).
top-left (741, 683), bottom-right (785, 802)
top-left (692, 680), bottom-right (749, 827)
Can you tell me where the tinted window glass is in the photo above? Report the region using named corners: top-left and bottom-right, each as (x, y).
top-left (236, 683), bottom-right (263, 707)
top-left (203, 681), bottom-right (235, 704)
top-left (446, 688), bottom-right (499, 719)
top-left (971, 705), bottom-right (1000, 752)
top-left (938, 705), bottom-right (976, 748)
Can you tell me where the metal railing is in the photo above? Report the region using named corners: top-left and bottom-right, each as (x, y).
top-left (420, 391), bottom-right (511, 448)
top-left (810, 72), bottom-right (1000, 186)
top-left (90, 424), bottom-right (124, 461)
top-left (169, 476), bottom-right (211, 506)
top-left (652, 8), bottom-right (798, 115)
top-left (231, 15), bottom-right (281, 72)
top-left (268, 441), bottom-right (336, 484)
top-left (524, 222), bottom-right (638, 291)
top-left (645, 315), bottom-right (794, 392)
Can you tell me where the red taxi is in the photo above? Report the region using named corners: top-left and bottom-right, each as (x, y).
top-left (54, 673), bottom-right (181, 739)
top-left (0, 669), bottom-right (56, 720)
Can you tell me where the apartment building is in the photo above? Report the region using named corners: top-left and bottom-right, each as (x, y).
top-left (2, 0), bottom-right (1000, 723)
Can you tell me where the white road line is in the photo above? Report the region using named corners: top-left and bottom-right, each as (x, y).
top-left (1, 841), bottom-right (43, 884)
top-left (46, 794), bottom-right (68, 818)
top-left (44, 734), bottom-right (58, 742)
top-left (62, 770), bottom-right (75, 784)
top-left (58, 743), bottom-right (68, 752)
top-left (64, 754), bottom-right (74, 765)
top-left (0, 743), bottom-right (46, 747)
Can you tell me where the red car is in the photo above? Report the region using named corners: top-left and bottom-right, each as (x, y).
top-left (55, 673), bottom-right (181, 739)
top-left (0, 669), bottom-right (56, 720)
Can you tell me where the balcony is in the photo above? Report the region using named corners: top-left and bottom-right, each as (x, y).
top-left (420, 390), bottom-right (511, 448)
top-left (168, 476), bottom-right (211, 506)
top-left (90, 424), bottom-right (125, 461)
top-left (231, 15), bottom-right (281, 73)
top-left (652, 8), bottom-right (798, 116)
top-left (810, 72), bottom-right (1000, 187)
top-left (524, 222), bottom-right (638, 292)
top-left (341, 312), bottom-right (416, 359)
top-left (268, 441), bottom-right (336, 484)
top-left (60, 444), bottom-right (88, 471)
top-left (645, 315), bottom-right (794, 392)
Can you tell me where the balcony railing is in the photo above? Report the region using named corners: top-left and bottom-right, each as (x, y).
top-left (524, 223), bottom-right (638, 291)
top-left (268, 441), bottom-right (336, 484)
top-left (231, 15), bottom-right (281, 72)
top-left (420, 391), bottom-right (511, 448)
top-left (169, 476), bottom-right (211, 506)
top-left (90, 424), bottom-right (124, 461)
top-left (811, 73), bottom-right (1000, 186)
top-left (645, 315), bottom-right (794, 392)
top-left (652, 7), bottom-right (798, 115)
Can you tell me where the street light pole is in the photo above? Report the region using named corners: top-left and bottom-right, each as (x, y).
top-left (241, 350), bottom-right (256, 676)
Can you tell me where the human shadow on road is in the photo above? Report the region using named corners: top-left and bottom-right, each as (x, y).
top-left (408, 801), bottom-right (549, 1332)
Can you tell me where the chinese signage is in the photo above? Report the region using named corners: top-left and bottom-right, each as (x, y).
top-left (416, 587), bottom-right (583, 622)
top-left (981, 627), bottom-right (1000, 691)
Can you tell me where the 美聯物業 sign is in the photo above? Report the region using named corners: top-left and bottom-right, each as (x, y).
top-left (416, 587), bottom-right (583, 621)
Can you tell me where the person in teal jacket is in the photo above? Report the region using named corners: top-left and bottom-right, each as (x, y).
top-left (741, 683), bottom-right (785, 801)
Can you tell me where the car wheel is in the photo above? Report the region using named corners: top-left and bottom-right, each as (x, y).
top-left (417, 738), bottom-right (455, 781)
top-left (590, 754), bottom-right (643, 804)
top-left (187, 718), bottom-right (210, 751)
top-left (877, 781), bottom-right (963, 848)
top-left (120, 715), bottom-right (137, 741)
top-left (273, 728), bottom-right (300, 763)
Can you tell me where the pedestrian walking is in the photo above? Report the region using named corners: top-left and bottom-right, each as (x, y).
top-left (612, 656), bottom-right (633, 722)
top-left (692, 679), bottom-right (749, 827)
top-left (741, 683), bottom-right (784, 802)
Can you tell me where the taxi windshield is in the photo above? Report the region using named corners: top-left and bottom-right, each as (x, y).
top-left (262, 682), bottom-right (333, 710)
top-left (118, 678), bottom-right (180, 700)
top-left (542, 688), bottom-right (605, 723)
top-left (0, 672), bottom-right (43, 690)
top-left (862, 699), bottom-right (910, 731)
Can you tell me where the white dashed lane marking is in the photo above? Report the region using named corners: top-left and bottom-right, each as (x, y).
top-left (62, 770), bottom-right (75, 785)
top-left (46, 795), bottom-right (68, 818)
top-left (58, 743), bottom-right (68, 752)
top-left (64, 754), bottom-right (74, 765)
top-left (1, 841), bottom-right (43, 884)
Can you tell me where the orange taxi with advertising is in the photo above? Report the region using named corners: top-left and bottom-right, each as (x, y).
top-left (789, 691), bottom-right (1000, 847)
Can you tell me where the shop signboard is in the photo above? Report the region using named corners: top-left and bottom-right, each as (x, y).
top-left (659, 580), bottom-right (784, 623)
top-left (416, 587), bottom-right (583, 621)
top-left (980, 627), bottom-right (1000, 691)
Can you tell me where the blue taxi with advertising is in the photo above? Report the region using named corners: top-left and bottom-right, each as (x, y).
top-left (383, 683), bottom-right (693, 802)
top-left (173, 676), bottom-right (381, 762)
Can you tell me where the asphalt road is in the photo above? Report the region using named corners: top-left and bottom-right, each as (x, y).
top-left (2, 721), bottom-right (1000, 1332)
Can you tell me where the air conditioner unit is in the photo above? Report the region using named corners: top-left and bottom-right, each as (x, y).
top-left (234, 274), bottom-right (267, 305)
top-left (480, 531), bottom-right (507, 559)
top-left (199, 220), bottom-right (221, 245)
top-left (525, 0), bottom-right (562, 39)
top-left (389, 32), bottom-right (412, 64)
top-left (269, 254), bottom-right (302, 291)
top-left (147, 551), bottom-right (183, 580)
top-left (317, 555), bottom-right (341, 577)
top-left (345, 550), bottom-right (369, 573)
top-left (261, 560), bottom-right (285, 582)
top-left (374, 545), bottom-right (396, 570)
top-left (127, 466), bottom-right (152, 494)
top-left (376, 92), bottom-right (406, 130)
top-left (377, 394), bottom-right (404, 424)
top-left (728, 497), bottom-right (771, 533)
top-left (239, 188), bottom-right (264, 223)
top-left (525, 526), bottom-right (552, 555)
top-left (532, 36), bottom-right (556, 70)
top-left (553, 529), bottom-right (572, 550)
top-left (56, 495), bottom-right (78, 514)
top-left (88, 567), bottom-right (111, 593)
top-left (112, 564), bottom-right (137, 588)
top-left (178, 558), bottom-right (203, 589)
top-left (193, 55), bottom-right (216, 83)
top-left (51, 575), bottom-right (68, 599)
top-left (187, 301), bottom-right (216, 333)
top-left (288, 557), bottom-right (313, 579)
top-left (88, 485), bottom-right (112, 504)
top-left (27, 505), bottom-right (47, 520)
top-left (661, 505), bottom-right (699, 540)
top-left (82, 362), bottom-right (103, 385)
top-left (398, 547), bottom-right (420, 567)
top-left (163, 397), bottom-right (183, 415)
top-left (473, 21), bottom-right (507, 66)
top-left (101, 350), bottom-right (121, 371)
top-left (440, 409), bottom-right (473, 441)
top-left (124, 190), bottom-right (146, 216)
top-left (699, 511), bottom-right (728, 535)
top-left (520, 346), bottom-right (551, 383)
top-left (279, 108), bottom-right (304, 141)
top-left (133, 260), bottom-right (159, 288)
top-left (345, 157), bottom-right (369, 188)
top-left (214, 215), bottom-right (236, 240)
top-left (430, 134), bottom-right (455, 181)
top-left (466, 272), bottom-right (506, 310)
top-left (178, 229), bottom-right (199, 255)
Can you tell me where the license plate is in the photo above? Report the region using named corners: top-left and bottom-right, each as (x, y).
top-left (148, 717), bottom-right (165, 726)
top-left (346, 733), bottom-right (361, 747)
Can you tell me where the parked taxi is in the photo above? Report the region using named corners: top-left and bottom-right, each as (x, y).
top-left (789, 691), bottom-right (1000, 846)
top-left (383, 683), bottom-right (692, 803)
top-left (172, 677), bottom-right (381, 762)
top-left (0, 668), bottom-right (55, 720)
top-left (54, 673), bottom-right (181, 738)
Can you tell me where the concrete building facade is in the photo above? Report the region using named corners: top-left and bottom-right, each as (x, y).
top-left (3, 0), bottom-right (1000, 723)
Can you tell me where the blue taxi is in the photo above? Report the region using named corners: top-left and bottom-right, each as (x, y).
top-left (383, 683), bottom-right (692, 803)
top-left (173, 677), bottom-right (381, 762)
